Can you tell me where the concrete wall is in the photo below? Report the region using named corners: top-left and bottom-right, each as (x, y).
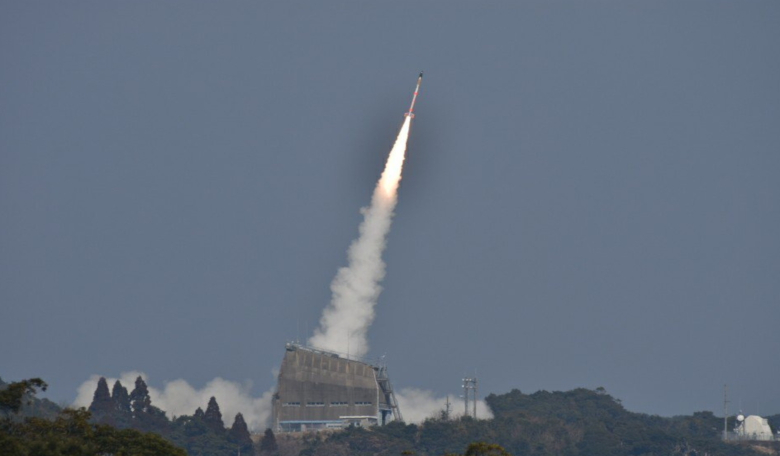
top-left (273, 344), bottom-right (388, 430)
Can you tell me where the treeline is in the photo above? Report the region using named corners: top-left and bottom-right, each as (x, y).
top-left (1, 376), bottom-right (278, 456)
top-left (0, 377), bottom-right (185, 455)
top-left (86, 376), bottom-right (274, 456)
top-left (286, 388), bottom-right (776, 456)
top-left (4, 375), bottom-right (778, 456)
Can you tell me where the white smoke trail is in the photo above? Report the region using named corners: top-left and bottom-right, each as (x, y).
top-left (74, 372), bottom-right (274, 431)
top-left (395, 388), bottom-right (494, 423)
top-left (308, 117), bottom-right (412, 357)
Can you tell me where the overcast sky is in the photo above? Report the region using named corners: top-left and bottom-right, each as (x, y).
top-left (2, 1), bottom-right (778, 418)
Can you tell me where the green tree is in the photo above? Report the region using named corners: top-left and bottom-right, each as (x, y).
top-left (228, 413), bottom-right (254, 455)
top-left (130, 376), bottom-right (152, 415)
top-left (0, 378), bottom-right (47, 414)
top-left (109, 379), bottom-right (133, 429)
top-left (112, 380), bottom-right (131, 414)
top-left (204, 396), bottom-right (224, 432)
top-left (464, 442), bottom-right (512, 456)
top-left (1, 378), bottom-right (186, 456)
top-left (259, 427), bottom-right (280, 456)
top-left (88, 377), bottom-right (113, 417)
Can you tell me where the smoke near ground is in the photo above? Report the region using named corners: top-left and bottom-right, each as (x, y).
top-left (74, 372), bottom-right (273, 431)
top-left (73, 374), bottom-right (492, 429)
top-left (395, 388), bottom-right (494, 424)
top-left (308, 117), bottom-right (412, 357)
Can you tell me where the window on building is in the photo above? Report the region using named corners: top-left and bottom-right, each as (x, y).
top-left (354, 401), bottom-right (372, 406)
top-left (282, 402), bottom-right (301, 407)
top-left (306, 402), bottom-right (325, 407)
top-left (329, 401), bottom-right (348, 407)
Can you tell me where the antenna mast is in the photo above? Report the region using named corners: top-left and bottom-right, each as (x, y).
top-left (723, 384), bottom-right (729, 440)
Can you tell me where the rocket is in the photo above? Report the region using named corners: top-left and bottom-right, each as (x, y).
top-left (405, 72), bottom-right (423, 118)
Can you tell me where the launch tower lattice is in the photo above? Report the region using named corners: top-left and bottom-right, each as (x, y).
top-left (463, 377), bottom-right (478, 419)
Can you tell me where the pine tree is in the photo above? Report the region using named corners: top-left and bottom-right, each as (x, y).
top-left (129, 376), bottom-right (151, 416)
top-left (194, 407), bottom-right (205, 420)
top-left (203, 396), bottom-right (224, 432)
top-left (228, 413), bottom-right (254, 455)
top-left (259, 427), bottom-right (279, 456)
top-left (88, 377), bottom-right (113, 416)
top-left (111, 380), bottom-right (131, 414)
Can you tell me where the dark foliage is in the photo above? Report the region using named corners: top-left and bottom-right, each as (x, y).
top-left (0, 377), bottom-right (59, 422)
top-left (301, 387), bottom-right (773, 456)
top-left (204, 396), bottom-right (225, 432)
top-left (88, 376), bottom-right (113, 417)
top-left (229, 413), bottom-right (254, 455)
top-left (461, 442), bottom-right (512, 456)
top-left (112, 379), bottom-right (131, 414)
top-left (259, 427), bottom-right (279, 456)
top-left (0, 378), bottom-right (186, 456)
top-left (83, 377), bottom-right (251, 456)
top-left (15, 374), bottom-right (776, 456)
top-left (130, 376), bottom-right (152, 414)
top-left (0, 408), bottom-right (186, 456)
top-left (107, 379), bottom-right (134, 429)
top-left (0, 377), bottom-right (47, 414)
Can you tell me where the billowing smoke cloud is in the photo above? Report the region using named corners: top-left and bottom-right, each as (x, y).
top-left (74, 371), bottom-right (273, 431)
top-left (308, 117), bottom-right (412, 357)
top-left (395, 388), bottom-right (494, 424)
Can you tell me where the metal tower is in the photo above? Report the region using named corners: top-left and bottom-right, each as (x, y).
top-left (377, 364), bottom-right (404, 423)
top-left (463, 377), bottom-right (478, 419)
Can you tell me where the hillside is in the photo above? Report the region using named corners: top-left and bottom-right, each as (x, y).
top-left (3, 376), bottom-right (778, 456)
top-left (0, 377), bottom-right (61, 421)
top-left (288, 388), bottom-right (778, 456)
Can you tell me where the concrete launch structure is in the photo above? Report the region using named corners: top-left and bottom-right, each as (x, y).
top-left (272, 343), bottom-right (402, 432)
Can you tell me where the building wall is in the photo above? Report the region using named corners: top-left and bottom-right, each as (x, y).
top-left (273, 344), bottom-right (388, 430)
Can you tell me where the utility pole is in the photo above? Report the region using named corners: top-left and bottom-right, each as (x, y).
top-left (474, 378), bottom-right (478, 419)
top-left (463, 382), bottom-right (469, 417)
top-left (723, 384), bottom-right (729, 441)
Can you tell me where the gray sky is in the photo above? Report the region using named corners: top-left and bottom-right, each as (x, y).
top-left (2, 1), bottom-right (778, 418)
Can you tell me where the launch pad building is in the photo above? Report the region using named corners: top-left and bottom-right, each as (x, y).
top-left (272, 343), bottom-right (402, 432)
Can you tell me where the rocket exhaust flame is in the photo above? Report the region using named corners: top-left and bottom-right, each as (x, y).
top-left (309, 77), bottom-right (419, 357)
top-left (379, 118), bottom-right (411, 199)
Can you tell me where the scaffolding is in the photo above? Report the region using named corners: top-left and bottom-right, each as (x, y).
top-left (376, 364), bottom-right (403, 423)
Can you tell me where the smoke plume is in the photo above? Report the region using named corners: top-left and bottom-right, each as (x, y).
top-left (308, 117), bottom-right (412, 357)
top-left (395, 388), bottom-right (494, 424)
top-left (74, 372), bottom-right (274, 431)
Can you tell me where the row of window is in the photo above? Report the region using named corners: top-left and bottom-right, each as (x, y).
top-left (282, 401), bottom-right (373, 407)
